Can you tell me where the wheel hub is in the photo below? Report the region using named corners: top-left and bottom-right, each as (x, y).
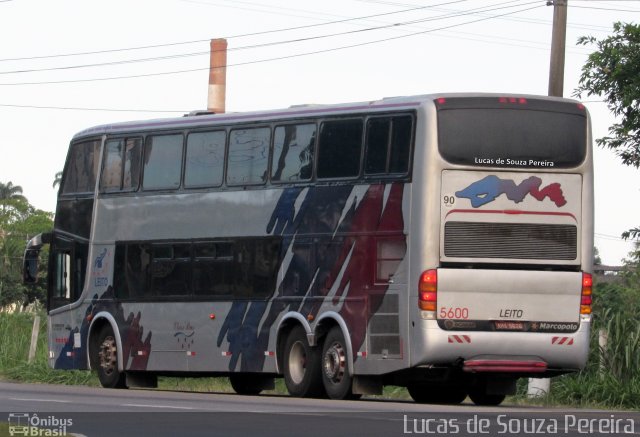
top-left (323, 342), bottom-right (346, 383)
top-left (99, 335), bottom-right (118, 376)
top-left (288, 340), bottom-right (307, 384)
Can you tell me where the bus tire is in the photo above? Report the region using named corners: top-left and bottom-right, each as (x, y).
top-left (468, 389), bottom-right (506, 406)
top-left (408, 384), bottom-right (467, 404)
top-left (321, 326), bottom-right (355, 400)
top-left (93, 325), bottom-right (127, 389)
top-left (229, 374), bottom-right (265, 396)
top-left (283, 326), bottom-right (324, 398)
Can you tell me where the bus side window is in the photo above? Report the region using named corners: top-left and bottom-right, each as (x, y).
top-left (101, 140), bottom-right (124, 191)
top-left (143, 134), bottom-right (183, 190)
top-left (376, 238), bottom-right (405, 283)
top-left (272, 124), bottom-right (316, 182)
top-left (122, 138), bottom-right (142, 191)
top-left (149, 244), bottom-right (190, 296)
top-left (227, 127), bottom-right (271, 186)
top-left (62, 139), bottom-right (101, 195)
top-left (114, 243), bottom-right (150, 299)
top-left (317, 119), bottom-right (363, 179)
top-left (185, 131), bottom-right (226, 188)
top-left (365, 115), bottom-right (412, 175)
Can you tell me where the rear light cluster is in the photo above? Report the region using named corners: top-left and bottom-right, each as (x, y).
top-left (419, 269), bottom-right (437, 311)
top-left (581, 272), bottom-right (593, 315)
top-left (499, 97), bottom-right (527, 104)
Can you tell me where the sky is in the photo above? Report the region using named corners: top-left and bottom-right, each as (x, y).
top-left (0, 0), bottom-right (638, 265)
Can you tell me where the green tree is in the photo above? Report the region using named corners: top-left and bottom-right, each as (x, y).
top-left (0, 184), bottom-right (53, 308)
top-left (0, 181), bottom-right (27, 202)
top-left (52, 171), bottom-right (63, 189)
top-left (575, 22), bottom-right (640, 241)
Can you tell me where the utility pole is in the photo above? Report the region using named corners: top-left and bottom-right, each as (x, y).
top-left (548, 0), bottom-right (568, 97)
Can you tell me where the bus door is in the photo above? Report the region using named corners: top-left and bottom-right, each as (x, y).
top-left (48, 235), bottom-right (89, 369)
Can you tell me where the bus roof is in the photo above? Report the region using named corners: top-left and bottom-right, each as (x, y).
top-left (71, 93), bottom-right (580, 140)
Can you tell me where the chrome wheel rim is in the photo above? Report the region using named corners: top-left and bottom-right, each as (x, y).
top-left (99, 335), bottom-right (118, 376)
top-left (323, 341), bottom-right (346, 384)
top-left (288, 340), bottom-right (307, 384)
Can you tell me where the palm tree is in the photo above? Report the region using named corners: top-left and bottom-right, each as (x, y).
top-left (0, 181), bottom-right (26, 202)
top-left (52, 171), bottom-right (63, 189)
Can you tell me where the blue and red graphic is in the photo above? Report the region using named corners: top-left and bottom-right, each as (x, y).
top-left (217, 183), bottom-right (406, 372)
top-left (54, 287), bottom-right (152, 371)
top-left (455, 175), bottom-right (567, 208)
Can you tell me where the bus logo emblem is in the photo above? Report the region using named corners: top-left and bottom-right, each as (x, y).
top-left (455, 175), bottom-right (566, 208)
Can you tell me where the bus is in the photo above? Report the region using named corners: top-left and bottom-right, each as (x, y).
top-left (24, 93), bottom-right (593, 405)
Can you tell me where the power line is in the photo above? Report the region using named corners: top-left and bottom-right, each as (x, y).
top-left (595, 232), bottom-right (635, 242)
top-left (0, 2), bottom-right (544, 85)
top-left (571, 4), bottom-right (640, 12)
top-left (0, 0), bottom-right (533, 75)
top-left (0, 0), bottom-right (470, 63)
top-left (0, 104), bottom-right (187, 113)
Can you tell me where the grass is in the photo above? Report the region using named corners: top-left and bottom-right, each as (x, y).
top-left (1, 311), bottom-right (638, 409)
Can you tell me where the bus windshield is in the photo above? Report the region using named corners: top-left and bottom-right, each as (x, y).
top-left (436, 97), bottom-right (587, 169)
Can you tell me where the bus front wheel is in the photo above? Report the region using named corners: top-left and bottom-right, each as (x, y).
top-left (93, 325), bottom-right (127, 389)
top-left (283, 326), bottom-right (324, 398)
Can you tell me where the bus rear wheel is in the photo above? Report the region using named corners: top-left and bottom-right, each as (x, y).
top-left (468, 389), bottom-right (506, 406)
top-left (93, 325), bottom-right (127, 389)
top-left (283, 326), bottom-right (324, 398)
top-left (408, 384), bottom-right (467, 405)
top-left (321, 327), bottom-right (357, 400)
top-left (229, 374), bottom-right (271, 396)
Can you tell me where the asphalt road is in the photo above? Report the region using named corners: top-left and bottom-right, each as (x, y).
top-left (0, 382), bottom-right (637, 437)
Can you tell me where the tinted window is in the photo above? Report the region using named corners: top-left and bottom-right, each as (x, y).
top-left (101, 140), bottom-right (123, 191)
top-left (112, 238), bottom-right (281, 300)
top-left (185, 130), bottom-right (226, 187)
top-left (272, 124), bottom-right (315, 182)
top-left (193, 241), bottom-right (235, 296)
top-left (365, 116), bottom-right (412, 175)
top-left (143, 134), bottom-right (183, 190)
top-left (318, 119), bottom-right (363, 179)
top-left (114, 244), bottom-right (151, 299)
top-left (101, 138), bottom-right (142, 192)
top-left (149, 243), bottom-right (190, 296)
top-left (62, 139), bottom-right (101, 194)
top-left (227, 127), bottom-right (270, 185)
top-left (437, 98), bottom-right (587, 168)
top-left (123, 138), bottom-right (142, 191)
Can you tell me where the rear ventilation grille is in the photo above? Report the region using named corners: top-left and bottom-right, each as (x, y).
top-left (444, 222), bottom-right (577, 260)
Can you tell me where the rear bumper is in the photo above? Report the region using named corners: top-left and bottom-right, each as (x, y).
top-left (412, 315), bottom-right (590, 372)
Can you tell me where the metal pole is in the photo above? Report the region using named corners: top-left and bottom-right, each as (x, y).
top-left (548, 0), bottom-right (568, 97)
top-left (28, 315), bottom-right (40, 363)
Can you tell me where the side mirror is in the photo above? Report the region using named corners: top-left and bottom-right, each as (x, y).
top-left (22, 232), bottom-right (51, 284)
top-left (23, 249), bottom-right (40, 284)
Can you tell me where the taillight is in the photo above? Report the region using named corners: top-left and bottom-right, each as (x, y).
top-left (419, 269), bottom-right (437, 311)
top-left (498, 97), bottom-right (527, 105)
top-left (580, 272), bottom-right (593, 315)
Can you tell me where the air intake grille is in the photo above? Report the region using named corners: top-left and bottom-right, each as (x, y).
top-left (444, 222), bottom-right (577, 260)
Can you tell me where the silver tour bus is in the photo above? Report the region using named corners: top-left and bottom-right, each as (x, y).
top-left (24, 93), bottom-right (593, 405)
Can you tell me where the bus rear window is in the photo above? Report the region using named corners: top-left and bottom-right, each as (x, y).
top-left (437, 98), bottom-right (587, 168)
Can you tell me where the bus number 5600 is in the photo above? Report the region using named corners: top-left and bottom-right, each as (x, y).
top-left (439, 307), bottom-right (469, 319)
